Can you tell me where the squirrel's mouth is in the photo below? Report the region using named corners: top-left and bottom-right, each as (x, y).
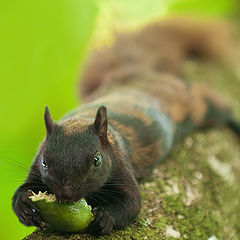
top-left (55, 187), bottom-right (83, 203)
top-left (56, 194), bottom-right (82, 203)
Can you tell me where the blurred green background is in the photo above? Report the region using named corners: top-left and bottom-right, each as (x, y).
top-left (0, 0), bottom-right (238, 239)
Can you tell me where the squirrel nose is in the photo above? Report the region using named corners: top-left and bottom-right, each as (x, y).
top-left (60, 186), bottom-right (75, 201)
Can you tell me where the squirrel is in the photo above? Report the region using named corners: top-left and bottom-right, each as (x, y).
top-left (12, 18), bottom-right (240, 236)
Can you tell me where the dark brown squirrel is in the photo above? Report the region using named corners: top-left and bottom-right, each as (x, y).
top-left (12, 18), bottom-right (240, 236)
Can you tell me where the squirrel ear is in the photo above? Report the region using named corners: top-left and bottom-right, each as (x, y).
top-left (94, 106), bottom-right (108, 146)
top-left (44, 106), bottom-right (54, 137)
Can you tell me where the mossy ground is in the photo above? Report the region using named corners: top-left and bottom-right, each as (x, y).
top-left (24, 21), bottom-right (240, 240)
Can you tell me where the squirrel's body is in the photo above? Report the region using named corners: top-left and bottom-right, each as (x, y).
top-left (12, 19), bottom-right (240, 236)
top-left (64, 73), bottom-right (230, 180)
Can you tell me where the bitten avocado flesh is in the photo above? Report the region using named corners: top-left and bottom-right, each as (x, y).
top-left (29, 191), bottom-right (94, 233)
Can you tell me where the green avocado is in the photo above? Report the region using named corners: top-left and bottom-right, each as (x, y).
top-left (29, 191), bottom-right (94, 233)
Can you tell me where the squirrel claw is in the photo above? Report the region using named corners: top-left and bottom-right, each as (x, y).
top-left (87, 207), bottom-right (115, 236)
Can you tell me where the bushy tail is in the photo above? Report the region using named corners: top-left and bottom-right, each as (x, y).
top-left (80, 17), bottom-right (233, 99)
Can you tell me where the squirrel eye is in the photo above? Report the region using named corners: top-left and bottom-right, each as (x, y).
top-left (41, 157), bottom-right (47, 168)
top-left (93, 152), bottom-right (102, 168)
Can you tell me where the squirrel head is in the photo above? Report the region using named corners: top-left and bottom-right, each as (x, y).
top-left (36, 105), bottom-right (112, 202)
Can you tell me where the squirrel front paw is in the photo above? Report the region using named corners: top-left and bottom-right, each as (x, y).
top-left (12, 190), bottom-right (43, 227)
top-left (87, 207), bottom-right (115, 236)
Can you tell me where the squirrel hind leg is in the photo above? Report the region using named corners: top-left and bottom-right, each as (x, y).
top-left (189, 83), bottom-right (231, 126)
top-left (189, 84), bottom-right (240, 138)
top-left (227, 119), bottom-right (240, 138)
top-left (187, 82), bottom-right (240, 137)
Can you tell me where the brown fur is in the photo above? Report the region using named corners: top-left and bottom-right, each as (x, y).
top-left (109, 119), bottom-right (162, 178)
top-left (61, 119), bottom-right (91, 136)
